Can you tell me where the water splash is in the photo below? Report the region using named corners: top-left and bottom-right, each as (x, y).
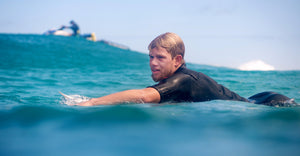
top-left (238, 60), bottom-right (275, 71)
top-left (59, 92), bottom-right (90, 106)
top-left (272, 99), bottom-right (300, 107)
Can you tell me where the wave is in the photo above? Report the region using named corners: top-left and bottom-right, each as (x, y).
top-left (1, 102), bottom-right (300, 128)
top-left (0, 103), bottom-right (183, 128)
top-left (0, 34), bottom-right (147, 70)
top-left (238, 60), bottom-right (275, 71)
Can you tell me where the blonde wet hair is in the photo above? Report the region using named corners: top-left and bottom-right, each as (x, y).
top-left (148, 32), bottom-right (185, 62)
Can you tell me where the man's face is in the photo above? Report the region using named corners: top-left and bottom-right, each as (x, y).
top-left (149, 47), bottom-right (177, 82)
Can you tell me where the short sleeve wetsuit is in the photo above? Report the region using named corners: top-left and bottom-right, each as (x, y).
top-left (149, 64), bottom-right (249, 103)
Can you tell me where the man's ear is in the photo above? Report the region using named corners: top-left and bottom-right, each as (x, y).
top-left (174, 55), bottom-right (183, 67)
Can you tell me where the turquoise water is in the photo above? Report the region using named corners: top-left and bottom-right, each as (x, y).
top-left (1, 34), bottom-right (300, 155)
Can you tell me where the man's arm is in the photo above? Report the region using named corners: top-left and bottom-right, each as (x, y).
top-left (76, 87), bottom-right (160, 106)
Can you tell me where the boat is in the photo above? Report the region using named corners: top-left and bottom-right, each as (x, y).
top-left (44, 29), bottom-right (129, 50)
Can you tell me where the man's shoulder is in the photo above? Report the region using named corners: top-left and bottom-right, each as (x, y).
top-left (177, 66), bottom-right (204, 80)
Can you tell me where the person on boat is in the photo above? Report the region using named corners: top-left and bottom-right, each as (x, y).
top-left (75, 32), bottom-right (296, 106)
top-left (59, 20), bottom-right (80, 36)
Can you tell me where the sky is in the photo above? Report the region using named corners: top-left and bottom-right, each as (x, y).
top-left (0, 0), bottom-right (299, 70)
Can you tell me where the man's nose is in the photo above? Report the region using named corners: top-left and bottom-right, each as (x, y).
top-left (150, 58), bottom-right (158, 66)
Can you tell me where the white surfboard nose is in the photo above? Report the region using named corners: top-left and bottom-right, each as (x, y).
top-left (59, 91), bottom-right (91, 105)
top-left (59, 91), bottom-right (73, 99)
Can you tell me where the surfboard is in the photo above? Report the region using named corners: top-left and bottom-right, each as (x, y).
top-left (59, 91), bottom-right (90, 105)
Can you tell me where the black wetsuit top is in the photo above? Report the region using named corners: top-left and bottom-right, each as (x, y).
top-left (149, 64), bottom-right (248, 103)
top-left (149, 64), bottom-right (297, 106)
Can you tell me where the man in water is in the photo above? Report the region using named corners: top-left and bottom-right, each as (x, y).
top-left (59, 20), bottom-right (80, 36)
top-left (76, 32), bottom-right (295, 106)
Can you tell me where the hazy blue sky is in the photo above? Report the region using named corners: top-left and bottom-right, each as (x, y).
top-left (1, 0), bottom-right (299, 70)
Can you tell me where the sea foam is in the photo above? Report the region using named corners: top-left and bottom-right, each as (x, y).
top-left (238, 60), bottom-right (275, 71)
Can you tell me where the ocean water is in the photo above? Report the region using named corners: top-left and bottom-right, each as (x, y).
top-left (0, 34), bottom-right (300, 156)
